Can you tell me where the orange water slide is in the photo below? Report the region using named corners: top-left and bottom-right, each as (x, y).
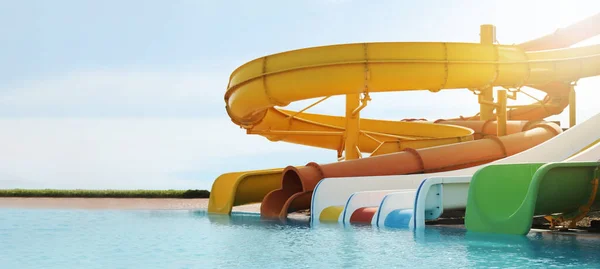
top-left (518, 12), bottom-right (600, 51)
top-left (260, 121), bottom-right (562, 219)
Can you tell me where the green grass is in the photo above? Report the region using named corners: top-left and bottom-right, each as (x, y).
top-left (0, 189), bottom-right (210, 198)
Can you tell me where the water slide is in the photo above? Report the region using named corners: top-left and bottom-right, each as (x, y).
top-left (313, 113), bottom-right (600, 226)
top-left (464, 133), bottom-right (600, 235)
top-left (518, 12), bottom-right (600, 51)
top-left (208, 13), bottom-right (600, 217)
top-left (208, 111), bottom-right (475, 214)
top-left (208, 168), bottom-right (284, 214)
top-left (259, 43), bottom-right (600, 219)
top-left (367, 128), bottom-right (599, 229)
top-left (465, 160), bottom-right (600, 235)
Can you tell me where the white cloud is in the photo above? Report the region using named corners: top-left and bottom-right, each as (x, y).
top-left (0, 69), bottom-right (332, 190)
top-left (0, 69), bottom-right (229, 117)
top-left (0, 118), bottom-right (311, 190)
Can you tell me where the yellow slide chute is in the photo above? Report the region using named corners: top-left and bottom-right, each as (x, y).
top-left (225, 42), bottom-right (599, 153)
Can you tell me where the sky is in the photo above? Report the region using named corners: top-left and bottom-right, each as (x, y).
top-left (1, 0), bottom-right (599, 190)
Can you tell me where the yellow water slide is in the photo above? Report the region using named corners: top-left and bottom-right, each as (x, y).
top-left (208, 15), bottom-right (600, 215)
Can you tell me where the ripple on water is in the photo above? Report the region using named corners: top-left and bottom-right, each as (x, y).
top-left (1, 209), bottom-right (600, 268)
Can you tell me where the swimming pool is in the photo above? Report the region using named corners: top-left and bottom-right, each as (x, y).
top-left (1, 209), bottom-right (600, 268)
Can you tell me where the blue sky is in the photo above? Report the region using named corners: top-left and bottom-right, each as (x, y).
top-left (1, 0), bottom-right (599, 190)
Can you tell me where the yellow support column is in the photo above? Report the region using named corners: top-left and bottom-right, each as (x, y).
top-left (479, 24), bottom-right (496, 121)
top-left (479, 89), bottom-right (495, 120)
top-left (569, 86), bottom-right (577, 127)
top-left (497, 89), bottom-right (507, 137)
top-left (344, 93), bottom-right (361, 160)
top-left (480, 24), bottom-right (496, 44)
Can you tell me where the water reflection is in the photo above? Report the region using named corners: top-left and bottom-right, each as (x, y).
top-left (189, 209), bottom-right (600, 268)
top-left (191, 209), bottom-right (310, 229)
top-left (5, 208), bottom-right (600, 268)
top-left (414, 227), bottom-right (600, 267)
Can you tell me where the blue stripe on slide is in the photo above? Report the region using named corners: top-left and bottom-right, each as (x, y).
top-left (375, 194), bottom-right (390, 228)
top-left (341, 193), bottom-right (356, 226)
top-left (310, 179), bottom-right (325, 224)
top-left (412, 178), bottom-right (428, 228)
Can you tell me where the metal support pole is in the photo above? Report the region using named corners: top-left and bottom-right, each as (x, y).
top-left (480, 24), bottom-right (496, 45)
top-left (497, 89), bottom-right (507, 137)
top-left (344, 93), bottom-right (361, 160)
top-left (479, 89), bottom-right (495, 120)
top-left (569, 86), bottom-right (577, 127)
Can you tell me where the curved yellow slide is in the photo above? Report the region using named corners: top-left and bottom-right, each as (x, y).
top-left (209, 17), bottom-right (600, 215)
top-left (208, 168), bottom-right (284, 214)
top-left (225, 42), bottom-right (600, 146)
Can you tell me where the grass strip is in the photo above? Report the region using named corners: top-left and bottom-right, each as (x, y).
top-left (0, 189), bottom-right (210, 198)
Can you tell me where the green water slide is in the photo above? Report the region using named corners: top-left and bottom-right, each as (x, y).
top-left (465, 162), bottom-right (600, 235)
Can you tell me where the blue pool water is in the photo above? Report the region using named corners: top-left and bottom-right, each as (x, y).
top-left (2, 209), bottom-right (600, 268)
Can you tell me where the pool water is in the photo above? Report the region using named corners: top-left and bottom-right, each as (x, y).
top-left (2, 209), bottom-right (600, 268)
